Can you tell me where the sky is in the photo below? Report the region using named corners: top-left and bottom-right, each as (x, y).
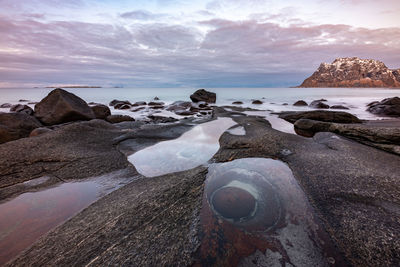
top-left (0, 0), bottom-right (400, 88)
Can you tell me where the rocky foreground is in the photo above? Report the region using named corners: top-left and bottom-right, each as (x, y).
top-left (299, 57), bottom-right (400, 88)
top-left (0, 89), bottom-right (400, 266)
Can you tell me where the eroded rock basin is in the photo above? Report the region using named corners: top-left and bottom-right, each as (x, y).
top-left (128, 117), bottom-right (236, 177)
top-left (195, 158), bottom-right (345, 266)
top-left (0, 169), bottom-right (134, 266)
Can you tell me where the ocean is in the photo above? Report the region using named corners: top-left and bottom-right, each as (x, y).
top-left (1, 87), bottom-right (399, 120)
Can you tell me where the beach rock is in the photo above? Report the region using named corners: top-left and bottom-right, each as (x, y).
top-left (299, 57), bottom-right (400, 88)
top-left (232, 101), bottom-right (243, 105)
top-left (132, 101), bottom-right (147, 106)
top-left (150, 105), bottom-right (164, 110)
top-left (18, 99), bottom-right (29, 102)
top-left (106, 115), bottom-right (135, 124)
top-left (176, 110), bottom-right (196, 116)
top-left (190, 89), bottom-right (216, 103)
top-left (29, 127), bottom-right (53, 137)
top-left (252, 100), bottom-right (263, 104)
top-left (109, 100), bottom-right (131, 106)
top-left (154, 97), bottom-right (160, 100)
top-left (147, 115), bottom-right (179, 123)
top-left (366, 97), bottom-right (400, 117)
top-left (10, 104), bottom-right (34, 115)
top-left (132, 107), bottom-right (146, 112)
top-left (282, 103), bottom-right (288, 105)
top-left (114, 103), bottom-right (131, 110)
top-left (278, 110), bottom-right (361, 124)
top-left (0, 112), bottom-right (42, 143)
top-left (0, 103), bottom-right (12, 108)
top-left (330, 105), bottom-right (349, 110)
top-left (293, 100), bottom-right (308, 106)
top-left (34, 88), bottom-right (95, 125)
top-left (310, 100), bottom-right (330, 109)
top-left (148, 101), bottom-right (165, 106)
top-left (294, 119), bottom-right (400, 155)
top-left (91, 104), bottom-right (111, 119)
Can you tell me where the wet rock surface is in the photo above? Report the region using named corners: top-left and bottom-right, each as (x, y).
top-left (10, 104), bottom-right (34, 115)
top-left (90, 104), bottom-right (111, 119)
top-left (310, 99), bottom-right (330, 109)
top-left (105, 114), bottom-right (135, 123)
top-left (34, 88), bottom-right (95, 125)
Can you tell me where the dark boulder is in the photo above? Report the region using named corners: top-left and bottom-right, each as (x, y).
top-left (29, 127), bottom-right (53, 137)
top-left (366, 97), bottom-right (400, 117)
top-left (18, 99), bottom-right (29, 102)
top-left (91, 104), bottom-right (111, 119)
top-left (310, 100), bottom-right (330, 109)
top-left (154, 97), bottom-right (160, 100)
top-left (330, 105), bottom-right (349, 110)
top-left (109, 100), bottom-right (131, 106)
top-left (10, 104), bottom-right (34, 115)
top-left (106, 115), bottom-right (135, 124)
top-left (232, 101), bottom-right (243, 105)
top-left (293, 100), bottom-right (308, 106)
top-left (252, 100), bottom-right (263, 105)
top-left (278, 110), bottom-right (361, 124)
top-left (34, 88), bottom-right (95, 125)
top-left (190, 89), bottom-right (216, 103)
top-left (0, 103), bottom-right (12, 108)
top-left (0, 112), bottom-right (42, 143)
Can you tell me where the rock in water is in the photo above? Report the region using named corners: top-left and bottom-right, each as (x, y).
top-left (366, 97), bottom-right (400, 117)
top-left (10, 104), bottom-right (34, 115)
top-left (299, 57), bottom-right (400, 88)
top-left (293, 100), bottom-right (308, 106)
top-left (252, 100), bottom-right (263, 104)
top-left (190, 89), bottom-right (216, 103)
top-left (310, 100), bottom-right (330, 109)
top-left (91, 104), bottom-right (111, 119)
top-left (0, 113), bottom-right (42, 143)
top-left (278, 110), bottom-right (361, 124)
top-left (34, 89), bottom-right (95, 125)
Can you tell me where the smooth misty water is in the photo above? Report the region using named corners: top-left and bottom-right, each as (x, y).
top-left (1, 87), bottom-right (399, 120)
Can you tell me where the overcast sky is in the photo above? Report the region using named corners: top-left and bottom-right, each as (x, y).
top-left (0, 0), bottom-right (399, 88)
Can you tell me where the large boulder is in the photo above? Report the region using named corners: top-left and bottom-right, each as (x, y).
top-left (293, 100), bottom-right (308, 106)
top-left (34, 89), bottom-right (95, 125)
top-left (278, 110), bottom-right (361, 124)
top-left (10, 104), bottom-right (34, 115)
top-left (190, 89), bottom-right (216, 103)
top-left (0, 112), bottom-right (42, 143)
top-left (91, 104), bottom-right (111, 119)
top-left (366, 97), bottom-right (400, 117)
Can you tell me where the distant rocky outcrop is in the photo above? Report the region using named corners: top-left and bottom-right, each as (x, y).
top-left (299, 57), bottom-right (400, 88)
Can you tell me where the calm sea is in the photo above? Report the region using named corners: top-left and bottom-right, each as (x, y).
top-left (1, 87), bottom-right (399, 120)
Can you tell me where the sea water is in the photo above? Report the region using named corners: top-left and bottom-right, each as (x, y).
top-left (1, 87), bottom-right (399, 120)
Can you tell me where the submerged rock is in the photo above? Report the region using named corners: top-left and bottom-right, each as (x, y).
top-left (109, 100), bottom-right (131, 107)
top-left (190, 89), bottom-right (216, 103)
top-left (0, 112), bottom-right (42, 143)
top-left (232, 101), bottom-right (244, 105)
top-left (147, 115), bottom-right (179, 123)
top-left (0, 103), bottom-right (12, 108)
top-left (114, 103), bottom-right (131, 110)
top-left (34, 88), bottom-right (95, 125)
top-left (278, 110), bottom-right (361, 124)
top-left (366, 97), bottom-right (400, 117)
top-left (132, 101), bottom-right (147, 106)
top-left (330, 105), bottom-right (349, 110)
top-left (252, 100), bottom-right (263, 105)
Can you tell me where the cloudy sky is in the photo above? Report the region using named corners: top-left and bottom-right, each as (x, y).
top-left (0, 0), bottom-right (399, 88)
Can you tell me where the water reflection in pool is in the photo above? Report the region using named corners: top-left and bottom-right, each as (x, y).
top-left (0, 169), bottom-right (134, 266)
top-left (195, 158), bottom-right (345, 266)
top-left (128, 118), bottom-right (236, 177)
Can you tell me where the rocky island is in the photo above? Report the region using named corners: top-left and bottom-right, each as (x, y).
top-left (299, 57), bottom-right (400, 88)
